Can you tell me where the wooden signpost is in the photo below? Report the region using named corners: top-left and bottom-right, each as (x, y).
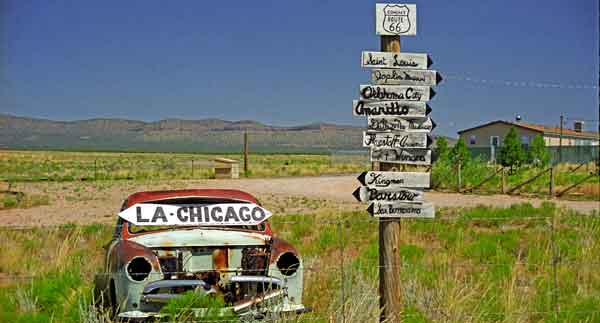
top-left (352, 186), bottom-right (424, 203)
top-left (362, 131), bottom-right (433, 149)
top-left (357, 171), bottom-right (430, 189)
top-left (370, 148), bottom-right (432, 165)
top-left (367, 116), bottom-right (436, 132)
top-left (353, 100), bottom-right (431, 117)
top-left (361, 51), bottom-right (430, 69)
top-left (352, 4), bottom-right (441, 321)
top-left (360, 84), bottom-right (435, 101)
top-left (368, 201), bottom-right (435, 218)
top-left (371, 69), bottom-right (442, 86)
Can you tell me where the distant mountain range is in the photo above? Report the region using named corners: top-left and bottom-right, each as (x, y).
top-left (0, 113), bottom-right (455, 153)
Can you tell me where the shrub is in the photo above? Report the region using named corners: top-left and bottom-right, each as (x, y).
top-left (528, 134), bottom-right (550, 167)
top-left (450, 138), bottom-right (471, 166)
top-left (499, 127), bottom-right (526, 172)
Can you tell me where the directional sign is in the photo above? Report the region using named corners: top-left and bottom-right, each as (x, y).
top-left (119, 203), bottom-right (273, 226)
top-left (360, 85), bottom-right (434, 102)
top-left (367, 116), bottom-right (435, 132)
top-left (375, 4), bottom-right (417, 36)
top-left (371, 69), bottom-right (442, 86)
top-left (352, 186), bottom-right (424, 203)
top-left (362, 51), bottom-right (430, 69)
top-left (370, 148), bottom-right (431, 165)
top-left (357, 171), bottom-right (430, 189)
top-left (367, 201), bottom-right (435, 219)
top-left (353, 100), bottom-right (430, 117)
top-left (363, 131), bottom-right (432, 149)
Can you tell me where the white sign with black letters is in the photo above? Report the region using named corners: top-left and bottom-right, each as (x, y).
top-left (363, 131), bottom-right (432, 149)
top-left (368, 201), bottom-right (435, 218)
top-left (119, 203), bottom-right (273, 226)
top-left (353, 186), bottom-right (424, 203)
top-left (371, 69), bottom-right (441, 86)
top-left (357, 171), bottom-right (430, 189)
top-left (370, 148), bottom-right (432, 165)
top-left (367, 116), bottom-right (435, 132)
top-left (376, 4), bottom-right (417, 36)
top-left (353, 100), bottom-right (430, 117)
top-left (362, 51), bottom-right (430, 69)
top-left (360, 85), bottom-right (434, 102)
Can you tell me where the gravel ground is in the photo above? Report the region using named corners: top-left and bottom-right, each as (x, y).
top-left (1, 175), bottom-right (598, 227)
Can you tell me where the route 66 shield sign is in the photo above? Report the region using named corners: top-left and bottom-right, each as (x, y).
top-left (376, 4), bottom-right (417, 36)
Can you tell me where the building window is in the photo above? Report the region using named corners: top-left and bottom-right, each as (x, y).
top-left (490, 136), bottom-right (499, 147)
top-left (469, 135), bottom-right (476, 145)
top-left (521, 136), bottom-right (529, 145)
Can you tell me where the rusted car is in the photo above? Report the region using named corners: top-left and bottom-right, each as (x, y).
top-left (94, 189), bottom-right (307, 321)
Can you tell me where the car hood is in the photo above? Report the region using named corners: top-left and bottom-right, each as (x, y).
top-left (128, 229), bottom-right (271, 248)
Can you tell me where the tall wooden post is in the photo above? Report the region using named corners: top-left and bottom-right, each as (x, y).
top-left (243, 131), bottom-right (249, 177)
top-left (549, 166), bottom-right (555, 196)
top-left (377, 35), bottom-right (402, 323)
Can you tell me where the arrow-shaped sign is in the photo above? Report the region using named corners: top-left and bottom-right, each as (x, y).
top-left (357, 171), bottom-right (430, 189)
top-left (367, 116), bottom-right (436, 132)
top-left (363, 131), bottom-right (433, 149)
top-left (353, 100), bottom-right (431, 117)
top-left (370, 148), bottom-right (432, 165)
top-left (371, 69), bottom-right (442, 86)
top-left (119, 203), bottom-right (273, 226)
top-left (360, 85), bottom-right (435, 102)
top-left (353, 186), bottom-right (424, 203)
top-left (367, 201), bottom-right (435, 219)
top-left (361, 51), bottom-right (431, 70)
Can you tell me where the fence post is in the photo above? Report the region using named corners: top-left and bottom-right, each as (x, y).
top-left (338, 220), bottom-right (345, 323)
top-left (549, 166), bottom-right (554, 197)
top-left (457, 161), bottom-right (462, 192)
top-left (550, 211), bottom-right (560, 320)
top-left (94, 159), bottom-right (97, 180)
top-left (501, 167), bottom-right (506, 194)
top-left (191, 159), bottom-right (194, 178)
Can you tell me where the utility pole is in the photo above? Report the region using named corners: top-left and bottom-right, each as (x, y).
top-left (243, 131), bottom-right (249, 177)
top-left (559, 114), bottom-right (563, 164)
top-left (377, 35), bottom-right (403, 323)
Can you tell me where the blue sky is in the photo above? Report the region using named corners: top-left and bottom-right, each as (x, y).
top-left (1, 0), bottom-right (598, 137)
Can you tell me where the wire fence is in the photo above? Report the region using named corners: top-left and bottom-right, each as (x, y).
top-left (0, 207), bottom-right (599, 322)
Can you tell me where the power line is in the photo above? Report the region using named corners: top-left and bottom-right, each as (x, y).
top-left (445, 73), bottom-right (598, 90)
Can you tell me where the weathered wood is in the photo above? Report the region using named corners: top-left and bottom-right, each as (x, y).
top-left (501, 167), bottom-right (507, 193)
top-left (243, 131), bottom-right (248, 177)
top-left (357, 171), bottom-right (430, 188)
top-left (506, 167), bottom-right (551, 194)
top-left (456, 161), bottom-right (462, 192)
top-left (360, 84), bottom-right (434, 101)
top-left (462, 166), bottom-right (504, 193)
top-left (367, 116), bottom-right (435, 132)
top-left (353, 186), bottom-right (424, 203)
top-left (371, 69), bottom-right (441, 86)
top-left (368, 201), bottom-right (434, 218)
top-left (353, 100), bottom-right (430, 117)
top-left (556, 172), bottom-right (598, 197)
top-left (362, 51), bottom-right (429, 69)
top-left (363, 131), bottom-right (432, 149)
top-left (371, 148), bottom-right (431, 165)
top-left (376, 3), bottom-right (417, 36)
top-left (549, 166), bottom-right (554, 196)
top-left (378, 35), bottom-right (403, 323)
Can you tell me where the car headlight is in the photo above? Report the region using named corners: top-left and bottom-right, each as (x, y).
top-left (126, 256), bottom-right (152, 281)
top-left (276, 252), bottom-right (300, 276)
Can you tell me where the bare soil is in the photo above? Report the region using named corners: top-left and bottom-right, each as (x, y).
top-left (1, 175), bottom-right (598, 227)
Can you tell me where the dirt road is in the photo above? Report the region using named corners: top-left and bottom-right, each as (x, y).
top-left (1, 175), bottom-right (598, 227)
